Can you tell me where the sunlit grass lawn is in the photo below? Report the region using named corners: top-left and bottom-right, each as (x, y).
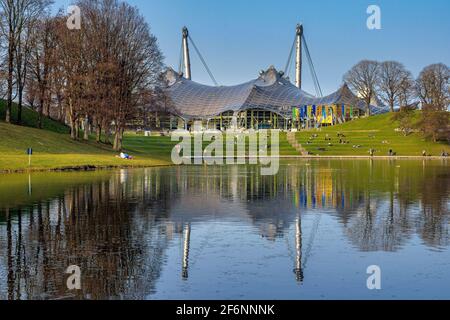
top-left (296, 113), bottom-right (450, 156)
top-left (0, 122), bottom-right (172, 172)
top-left (0, 119), bottom-right (297, 171)
top-left (1, 103), bottom-right (449, 173)
top-left (0, 154), bottom-right (170, 172)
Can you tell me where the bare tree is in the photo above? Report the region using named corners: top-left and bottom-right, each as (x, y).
top-left (398, 71), bottom-right (415, 108)
top-left (28, 16), bottom-right (57, 128)
top-left (75, 0), bottom-right (163, 150)
top-left (14, 14), bottom-right (36, 123)
top-left (110, 2), bottom-right (163, 150)
top-left (415, 64), bottom-right (450, 142)
top-left (52, 13), bottom-right (85, 139)
top-left (378, 61), bottom-right (411, 112)
top-left (416, 63), bottom-right (449, 111)
top-left (0, 0), bottom-right (165, 150)
top-left (418, 104), bottom-right (449, 142)
top-left (0, 0), bottom-right (52, 123)
top-left (344, 60), bottom-right (379, 116)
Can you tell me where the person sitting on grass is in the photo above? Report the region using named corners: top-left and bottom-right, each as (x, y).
top-left (118, 152), bottom-right (133, 160)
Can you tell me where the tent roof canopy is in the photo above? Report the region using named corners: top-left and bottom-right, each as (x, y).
top-left (163, 66), bottom-right (385, 119)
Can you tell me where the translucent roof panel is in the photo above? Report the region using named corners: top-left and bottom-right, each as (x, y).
top-left (163, 66), bottom-right (384, 119)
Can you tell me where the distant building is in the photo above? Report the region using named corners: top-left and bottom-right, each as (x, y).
top-left (158, 26), bottom-right (387, 131)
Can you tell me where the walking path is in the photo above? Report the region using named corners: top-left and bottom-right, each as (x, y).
top-left (286, 132), bottom-right (309, 156)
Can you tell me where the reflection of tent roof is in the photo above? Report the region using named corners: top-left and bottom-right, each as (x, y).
top-left (163, 66), bottom-right (380, 119)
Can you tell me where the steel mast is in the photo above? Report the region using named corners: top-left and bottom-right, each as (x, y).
top-left (295, 24), bottom-right (303, 89)
top-left (182, 27), bottom-right (192, 80)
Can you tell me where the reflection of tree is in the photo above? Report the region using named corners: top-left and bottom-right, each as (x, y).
top-left (344, 194), bottom-right (412, 252)
top-left (415, 164), bottom-right (449, 248)
top-left (0, 160), bottom-right (449, 299)
top-left (343, 161), bottom-right (449, 251)
top-left (0, 174), bottom-right (173, 300)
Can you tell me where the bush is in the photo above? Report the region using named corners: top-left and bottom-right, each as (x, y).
top-left (417, 105), bottom-right (450, 142)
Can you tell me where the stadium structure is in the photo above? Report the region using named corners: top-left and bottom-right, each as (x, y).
top-left (161, 25), bottom-right (387, 131)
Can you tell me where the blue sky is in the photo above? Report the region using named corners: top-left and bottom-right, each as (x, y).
top-left (53, 0), bottom-right (450, 94)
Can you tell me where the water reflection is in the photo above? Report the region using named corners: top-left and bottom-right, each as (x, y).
top-left (0, 159), bottom-right (449, 300)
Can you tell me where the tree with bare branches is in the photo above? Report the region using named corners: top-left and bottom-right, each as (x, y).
top-left (416, 63), bottom-right (449, 111)
top-left (398, 71), bottom-right (416, 108)
top-left (344, 60), bottom-right (379, 116)
top-left (75, 0), bottom-right (163, 150)
top-left (416, 63), bottom-right (450, 142)
top-left (378, 61), bottom-right (412, 112)
top-left (52, 13), bottom-right (86, 139)
top-left (0, 0), bottom-right (52, 123)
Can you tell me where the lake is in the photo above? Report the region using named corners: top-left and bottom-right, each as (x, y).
top-left (0, 159), bottom-right (449, 300)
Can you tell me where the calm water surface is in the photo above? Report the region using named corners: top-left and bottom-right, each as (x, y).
top-left (0, 159), bottom-right (449, 300)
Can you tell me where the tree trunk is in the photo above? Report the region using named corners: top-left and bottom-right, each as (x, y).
top-left (113, 126), bottom-right (124, 151)
top-left (68, 110), bottom-right (77, 140)
top-left (113, 130), bottom-right (120, 151)
top-left (83, 116), bottom-right (89, 141)
top-left (102, 119), bottom-right (111, 145)
top-left (143, 111), bottom-right (148, 129)
top-left (17, 88), bottom-right (23, 125)
top-left (6, 37), bottom-right (14, 124)
top-left (105, 130), bottom-right (111, 145)
top-left (75, 120), bottom-right (80, 140)
top-left (38, 98), bottom-right (44, 129)
top-left (96, 123), bottom-right (102, 143)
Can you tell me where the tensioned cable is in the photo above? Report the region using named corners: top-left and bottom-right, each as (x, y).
top-left (303, 37), bottom-right (320, 96)
top-left (302, 36), bottom-right (321, 96)
top-left (188, 35), bottom-right (219, 86)
top-left (302, 35), bottom-right (323, 97)
top-left (284, 34), bottom-right (296, 76)
top-left (305, 52), bottom-right (320, 96)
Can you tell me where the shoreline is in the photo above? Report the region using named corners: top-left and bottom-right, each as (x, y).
top-left (278, 155), bottom-right (449, 160)
top-left (0, 163), bottom-right (175, 175)
top-left (1, 155), bottom-right (448, 174)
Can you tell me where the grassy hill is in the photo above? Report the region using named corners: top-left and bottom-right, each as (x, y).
top-left (295, 113), bottom-right (450, 156)
top-left (0, 100), bottom-right (70, 134)
top-left (0, 122), bottom-right (173, 172)
top-left (0, 101), bottom-right (173, 172)
top-left (0, 100), bottom-right (448, 172)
